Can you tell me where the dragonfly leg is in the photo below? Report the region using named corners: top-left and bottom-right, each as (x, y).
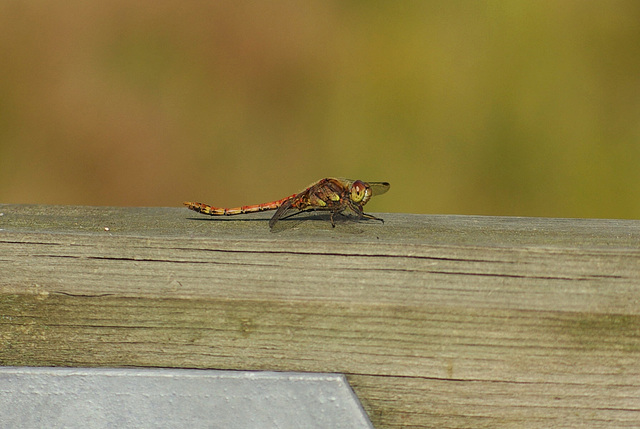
top-left (347, 201), bottom-right (384, 224)
top-left (330, 211), bottom-right (338, 228)
top-left (362, 212), bottom-right (385, 224)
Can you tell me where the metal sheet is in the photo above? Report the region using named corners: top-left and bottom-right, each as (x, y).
top-left (0, 367), bottom-right (374, 429)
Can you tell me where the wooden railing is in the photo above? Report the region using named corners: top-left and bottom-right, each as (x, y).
top-left (1, 204), bottom-right (639, 428)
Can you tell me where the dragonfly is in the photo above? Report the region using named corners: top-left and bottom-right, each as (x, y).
top-left (184, 178), bottom-right (390, 229)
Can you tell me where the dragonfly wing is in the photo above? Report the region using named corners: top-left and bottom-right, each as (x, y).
top-left (369, 181), bottom-right (390, 196)
top-left (269, 198), bottom-right (300, 229)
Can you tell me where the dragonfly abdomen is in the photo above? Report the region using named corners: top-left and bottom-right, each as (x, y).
top-left (184, 194), bottom-right (295, 216)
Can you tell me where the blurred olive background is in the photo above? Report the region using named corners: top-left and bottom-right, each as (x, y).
top-left (1, 1), bottom-right (639, 218)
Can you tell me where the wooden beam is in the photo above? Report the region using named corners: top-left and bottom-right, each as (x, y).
top-left (1, 204), bottom-right (639, 428)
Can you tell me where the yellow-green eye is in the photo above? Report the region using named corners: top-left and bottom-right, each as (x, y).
top-left (350, 180), bottom-right (370, 203)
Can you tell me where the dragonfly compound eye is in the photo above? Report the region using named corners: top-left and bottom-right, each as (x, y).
top-left (350, 180), bottom-right (371, 204)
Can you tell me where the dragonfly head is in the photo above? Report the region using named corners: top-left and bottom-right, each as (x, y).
top-left (350, 180), bottom-right (372, 205)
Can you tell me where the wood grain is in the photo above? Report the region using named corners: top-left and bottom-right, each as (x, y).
top-left (1, 204), bottom-right (639, 428)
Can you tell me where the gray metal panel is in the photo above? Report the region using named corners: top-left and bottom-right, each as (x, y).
top-left (0, 367), bottom-right (374, 429)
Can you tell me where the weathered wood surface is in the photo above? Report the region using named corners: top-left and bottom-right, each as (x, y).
top-left (1, 204), bottom-right (639, 428)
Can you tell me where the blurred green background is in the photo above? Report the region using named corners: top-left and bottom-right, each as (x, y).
top-left (1, 1), bottom-right (639, 219)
